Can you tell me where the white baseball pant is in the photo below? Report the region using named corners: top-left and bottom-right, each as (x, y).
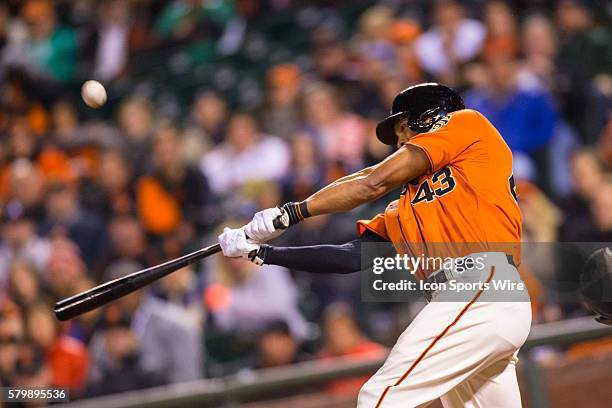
top-left (357, 252), bottom-right (532, 408)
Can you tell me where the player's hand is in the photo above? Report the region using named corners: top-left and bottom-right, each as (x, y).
top-left (218, 227), bottom-right (263, 264)
top-left (244, 207), bottom-right (284, 242)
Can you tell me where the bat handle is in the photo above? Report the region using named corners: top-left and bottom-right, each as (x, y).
top-left (273, 207), bottom-right (290, 230)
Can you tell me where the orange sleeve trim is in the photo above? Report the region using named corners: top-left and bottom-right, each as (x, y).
top-left (356, 220), bottom-right (389, 240)
top-left (374, 266), bottom-right (496, 408)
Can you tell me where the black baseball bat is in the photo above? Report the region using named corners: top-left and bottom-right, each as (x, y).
top-left (54, 243), bottom-right (221, 321)
top-left (54, 215), bottom-right (289, 321)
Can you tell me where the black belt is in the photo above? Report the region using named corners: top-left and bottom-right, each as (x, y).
top-left (423, 254), bottom-right (516, 301)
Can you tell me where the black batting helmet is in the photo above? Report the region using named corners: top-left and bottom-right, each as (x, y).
top-left (376, 83), bottom-right (465, 146)
top-left (580, 247), bottom-right (612, 325)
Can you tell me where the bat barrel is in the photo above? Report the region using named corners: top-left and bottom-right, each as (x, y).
top-left (54, 243), bottom-right (221, 321)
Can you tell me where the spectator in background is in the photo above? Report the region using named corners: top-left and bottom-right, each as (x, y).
top-left (83, 149), bottom-right (134, 219)
top-left (137, 122), bottom-right (217, 239)
top-left (0, 68), bottom-right (50, 139)
top-left (587, 177), bottom-right (612, 242)
top-left (92, 0), bottom-right (132, 82)
top-left (414, 0), bottom-right (485, 84)
top-left (261, 64), bottom-right (302, 140)
top-left (7, 117), bottom-right (39, 161)
top-left (517, 14), bottom-right (579, 197)
top-left (205, 245), bottom-right (308, 340)
top-left (558, 148), bottom-right (608, 241)
top-left (50, 100), bottom-right (80, 143)
top-left (0, 4), bottom-right (10, 64)
top-left (154, 0), bottom-right (234, 46)
top-left (387, 19), bottom-right (423, 86)
top-left (518, 15), bottom-right (559, 92)
top-left (5, 159), bottom-right (46, 222)
top-left (0, 202), bottom-right (50, 290)
top-left (356, 5), bottom-right (394, 59)
top-left (556, 0), bottom-right (611, 77)
top-left (318, 303), bottom-right (386, 396)
top-left (5, 78), bottom-right (49, 154)
top-left (555, 0), bottom-right (611, 144)
top-left (313, 39), bottom-right (353, 91)
top-left (49, 100), bottom-right (123, 154)
top-left (517, 180), bottom-right (562, 243)
top-left (190, 91), bottom-right (228, 150)
top-left (281, 133), bottom-right (326, 202)
top-left (62, 274), bottom-right (102, 345)
top-left (85, 313), bottom-right (165, 397)
top-left (89, 261), bottom-right (203, 388)
top-left (481, 1), bottom-right (518, 61)
top-left (0, 299), bottom-right (24, 385)
top-left (362, 119), bottom-right (394, 169)
top-left (96, 215), bottom-right (150, 279)
top-left (12, 345), bottom-right (52, 391)
top-left (8, 261), bottom-right (42, 308)
top-left (351, 6), bottom-right (404, 119)
top-left (20, 0), bottom-right (77, 82)
top-left (556, 176), bottom-right (612, 315)
top-left (201, 112), bottom-right (289, 195)
top-left (598, 116), bottom-right (612, 167)
top-left (254, 320), bottom-right (310, 369)
top-left (41, 181), bottom-right (108, 268)
top-left (233, 180), bottom-right (284, 220)
top-left (44, 237), bottom-right (89, 299)
top-left (355, 5), bottom-right (397, 93)
top-left (302, 83), bottom-right (368, 176)
top-left (463, 55), bottom-right (558, 165)
top-left (117, 96), bottom-right (155, 173)
top-left (155, 265), bottom-right (202, 317)
top-left (24, 302), bottom-right (89, 393)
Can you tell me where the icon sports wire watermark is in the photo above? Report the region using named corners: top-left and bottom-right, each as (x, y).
top-left (360, 242), bottom-right (612, 303)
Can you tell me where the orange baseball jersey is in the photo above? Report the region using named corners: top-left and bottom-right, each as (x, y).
top-left (357, 109), bottom-right (521, 272)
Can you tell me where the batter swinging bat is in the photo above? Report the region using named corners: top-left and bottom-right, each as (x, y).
top-left (54, 216), bottom-right (288, 321)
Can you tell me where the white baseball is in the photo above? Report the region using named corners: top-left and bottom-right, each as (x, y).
top-left (81, 80), bottom-right (107, 108)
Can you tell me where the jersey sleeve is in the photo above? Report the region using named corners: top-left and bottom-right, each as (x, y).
top-left (357, 213), bottom-right (389, 241)
top-left (407, 109), bottom-right (481, 173)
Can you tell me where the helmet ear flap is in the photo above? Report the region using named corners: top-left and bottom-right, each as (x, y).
top-left (409, 107), bottom-right (446, 133)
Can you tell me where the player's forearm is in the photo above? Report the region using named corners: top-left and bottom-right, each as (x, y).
top-left (258, 231), bottom-right (390, 274)
top-left (259, 240), bottom-right (362, 274)
top-left (276, 167), bottom-right (385, 226)
top-left (330, 165), bottom-right (375, 183)
top-left (305, 174), bottom-right (387, 215)
top-left (277, 145), bottom-right (430, 227)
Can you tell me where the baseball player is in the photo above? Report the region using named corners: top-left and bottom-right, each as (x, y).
top-left (219, 83), bottom-right (531, 407)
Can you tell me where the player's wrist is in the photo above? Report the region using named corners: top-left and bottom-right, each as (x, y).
top-left (252, 244), bottom-right (269, 265)
top-left (280, 201), bottom-right (310, 227)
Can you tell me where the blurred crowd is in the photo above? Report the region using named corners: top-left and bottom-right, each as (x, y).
top-left (0, 0), bottom-right (610, 400)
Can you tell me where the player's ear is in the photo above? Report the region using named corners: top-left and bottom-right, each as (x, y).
top-left (393, 120), bottom-right (407, 148)
top-left (394, 118), bottom-right (407, 138)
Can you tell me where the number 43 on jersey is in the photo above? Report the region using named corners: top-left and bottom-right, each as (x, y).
top-left (411, 167), bottom-right (456, 204)
top-left (410, 168), bottom-right (519, 205)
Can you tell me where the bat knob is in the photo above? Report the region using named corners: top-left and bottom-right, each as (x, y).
top-left (273, 208), bottom-right (290, 230)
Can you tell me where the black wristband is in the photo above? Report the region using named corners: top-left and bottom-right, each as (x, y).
top-left (280, 201), bottom-right (310, 226)
top-left (255, 244), bottom-right (270, 264)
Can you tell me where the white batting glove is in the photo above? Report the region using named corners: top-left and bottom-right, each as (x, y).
top-left (218, 227), bottom-right (263, 265)
top-left (244, 207), bottom-right (284, 242)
